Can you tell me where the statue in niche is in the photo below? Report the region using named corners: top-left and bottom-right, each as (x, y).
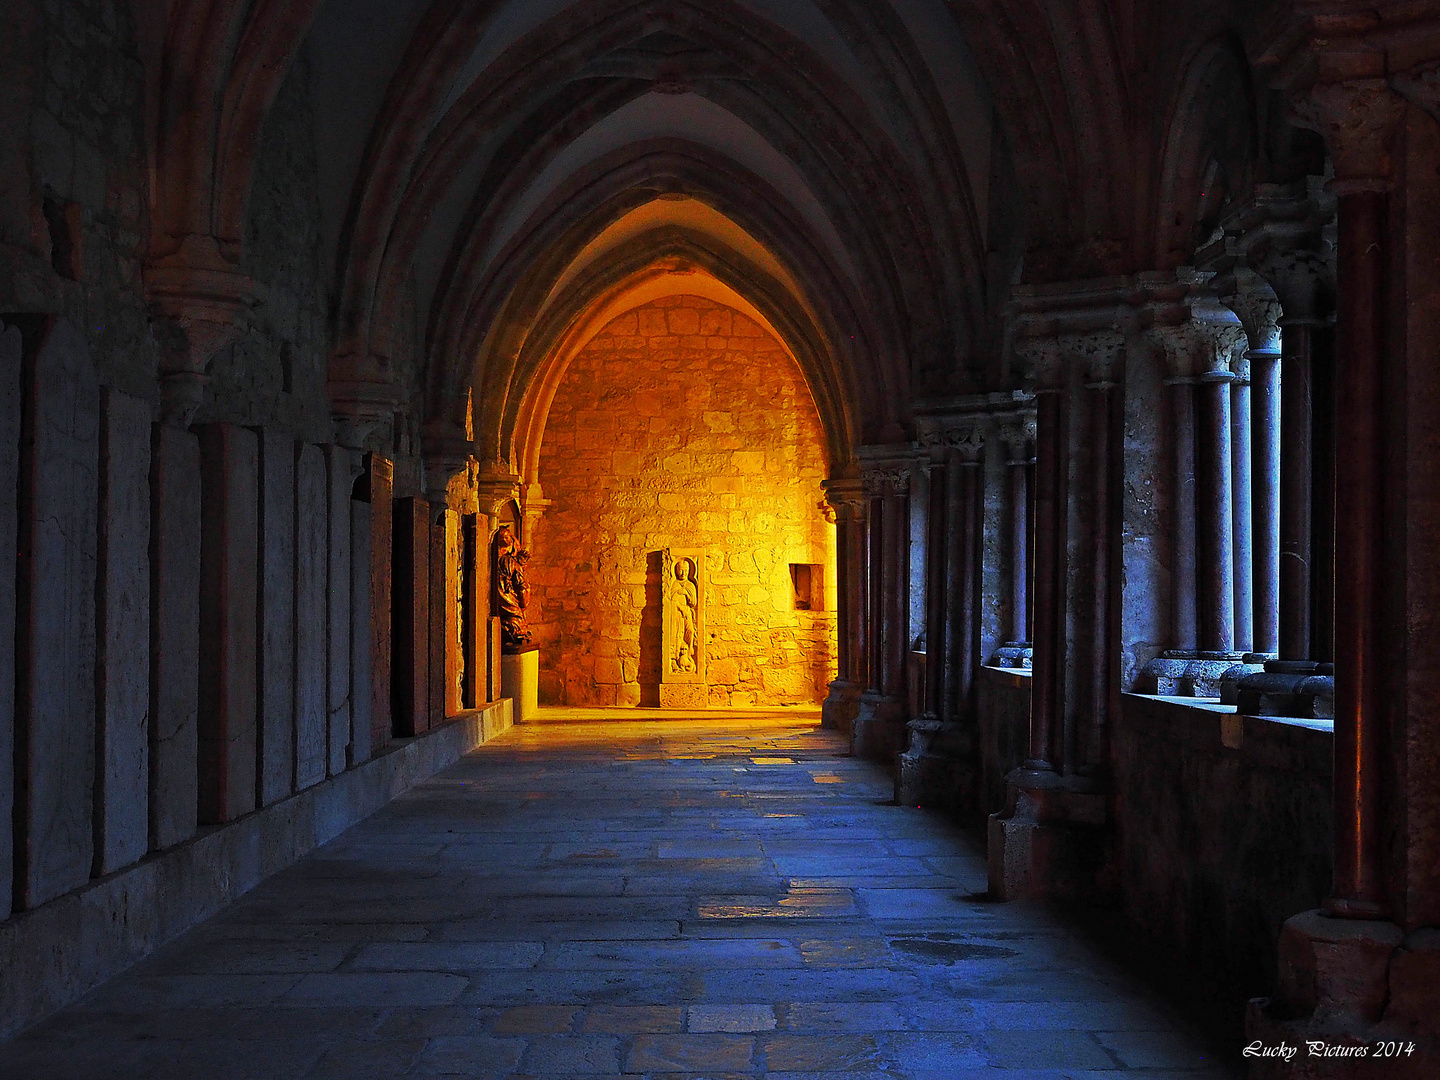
top-left (491, 524), bottom-right (533, 652)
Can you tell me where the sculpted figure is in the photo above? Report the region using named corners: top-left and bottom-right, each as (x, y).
top-left (492, 525), bottom-right (533, 652)
top-left (669, 557), bottom-right (699, 674)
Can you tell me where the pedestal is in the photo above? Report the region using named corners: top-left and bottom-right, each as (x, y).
top-left (851, 692), bottom-right (907, 760)
top-left (987, 770), bottom-right (1107, 902)
top-left (501, 648), bottom-right (539, 724)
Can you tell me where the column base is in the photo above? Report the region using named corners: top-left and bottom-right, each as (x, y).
top-left (989, 641), bottom-right (1033, 670)
top-left (1140, 649), bottom-right (1248, 697)
top-left (987, 769), bottom-right (1107, 903)
top-left (895, 715), bottom-right (977, 816)
top-left (1244, 910), bottom-right (1439, 1078)
top-left (1234, 661), bottom-right (1335, 719)
top-left (821, 678), bottom-right (862, 735)
top-left (851, 692), bottom-right (907, 761)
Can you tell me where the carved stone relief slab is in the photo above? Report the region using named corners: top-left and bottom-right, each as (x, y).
top-left (659, 548), bottom-right (706, 703)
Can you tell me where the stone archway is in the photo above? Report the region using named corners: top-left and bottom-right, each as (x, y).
top-left (525, 292), bottom-right (838, 708)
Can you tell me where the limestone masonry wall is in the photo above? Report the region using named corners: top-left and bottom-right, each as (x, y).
top-left (532, 296), bottom-right (837, 707)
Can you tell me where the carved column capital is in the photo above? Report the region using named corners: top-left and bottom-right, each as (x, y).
top-left (822, 477), bottom-right (868, 521)
top-left (1149, 318), bottom-right (1244, 382)
top-left (1392, 62), bottom-right (1440, 126)
top-left (422, 418), bottom-right (474, 509)
top-left (1257, 246), bottom-right (1335, 325)
top-left (1016, 329), bottom-right (1124, 390)
top-left (328, 347), bottom-right (403, 450)
top-left (997, 415), bottom-right (1038, 464)
top-left (144, 233), bottom-right (260, 427)
top-left (1290, 79), bottom-right (1405, 189)
top-left (1222, 271), bottom-right (1284, 360)
top-left (862, 466), bottom-right (910, 498)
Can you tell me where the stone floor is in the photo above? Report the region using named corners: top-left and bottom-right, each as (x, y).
top-left (0, 711), bottom-right (1238, 1079)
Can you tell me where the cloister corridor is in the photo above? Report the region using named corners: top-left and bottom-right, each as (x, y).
top-left (0, 712), bottom-right (1234, 1080)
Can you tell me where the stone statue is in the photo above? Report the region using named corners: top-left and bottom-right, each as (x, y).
top-left (491, 524), bottom-right (533, 652)
top-left (668, 555), bottom-right (700, 675)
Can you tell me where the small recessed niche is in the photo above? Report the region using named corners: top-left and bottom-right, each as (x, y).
top-left (789, 563), bottom-right (824, 611)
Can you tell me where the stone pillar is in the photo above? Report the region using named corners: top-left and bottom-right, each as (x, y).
top-left (947, 434), bottom-right (985, 725)
top-left (365, 455), bottom-right (393, 750)
top-left (324, 446), bottom-right (355, 775)
top-left (197, 423), bottom-right (259, 825)
top-left (461, 513), bottom-right (480, 709)
top-left (94, 390), bottom-right (152, 874)
top-left (293, 444), bottom-right (328, 789)
top-left (391, 497), bottom-right (430, 736)
top-left (852, 463), bottom-right (910, 760)
top-left (922, 446), bottom-right (948, 719)
top-left (1165, 367), bottom-right (1200, 652)
top-left (820, 478), bottom-right (866, 733)
top-left (255, 428), bottom-right (295, 807)
top-left (1082, 356), bottom-right (1121, 772)
top-left (1027, 384), bottom-right (1064, 771)
top-left (0, 324), bottom-right (19, 914)
top-left (149, 422), bottom-right (201, 850)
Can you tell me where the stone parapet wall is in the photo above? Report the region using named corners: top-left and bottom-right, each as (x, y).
top-left (532, 296), bottom-right (836, 707)
top-left (1112, 695), bottom-right (1332, 996)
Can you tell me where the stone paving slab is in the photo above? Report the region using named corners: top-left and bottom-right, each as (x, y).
top-left (0, 712), bottom-right (1237, 1078)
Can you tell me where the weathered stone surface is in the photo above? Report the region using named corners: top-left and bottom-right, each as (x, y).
top-left (149, 424), bottom-right (201, 851)
top-left (392, 498), bottom-right (430, 737)
top-left (256, 428), bottom-right (296, 806)
top-left (293, 444), bottom-right (327, 790)
top-left (198, 424), bottom-right (260, 824)
top-left (350, 499), bottom-right (373, 766)
top-left (531, 296), bottom-right (836, 708)
top-left (367, 455), bottom-right (393, 751)
top-left (0, 324), bottom-right (21, 916)
top-left (17, 319), bottom-right (99, 909)
top-left (324, 446), bottom-right (353, 775)
top-left (95, 389), bottom-right (152, 874)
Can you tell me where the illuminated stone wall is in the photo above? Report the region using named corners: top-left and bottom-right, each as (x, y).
top-left (531, 295), bottom-right (837, 707)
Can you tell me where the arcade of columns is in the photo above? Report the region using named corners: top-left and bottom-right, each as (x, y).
top-left (813, 54), bottom-right (1440, 1064)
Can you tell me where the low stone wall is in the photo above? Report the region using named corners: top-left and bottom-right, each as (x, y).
top-left (0, 699), bottom-right (512, 1041)
top-left (1112, 695), bottom-right (1332, 995)
top-left (977, 666), bottom-right (1031, 816)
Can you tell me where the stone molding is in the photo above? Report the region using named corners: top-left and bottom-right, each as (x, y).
top-left (821, 477), bottom-right (867, 520)
top-left (862, 466), bottom-right (910, 497)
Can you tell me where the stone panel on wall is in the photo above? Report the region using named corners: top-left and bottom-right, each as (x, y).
top-left (257, 428), bottom-right (296, 806)
top-left (294, 444), bottom-right (327, 789)
top-left (149, 424), bottom-right (200, 851)
top-left (0, 324), bottom-right (21, 915)
top-left (197, 425), bottom-right (259, 824)
top-left (17, 319), bottom-right (99, 908)
top-left (95, 389), bottom-right (152, 874)
top-left (324, 446), bottom-right (352, 776)
top-left (532, 297), bottom-right (836, 708)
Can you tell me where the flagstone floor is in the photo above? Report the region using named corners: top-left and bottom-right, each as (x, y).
top-left (0, 710), bottom-right (1238, 1078)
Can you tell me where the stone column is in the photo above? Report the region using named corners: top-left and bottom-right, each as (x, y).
top-left (1225, 282), bottom-right (1284, 657)
top-left (993, 418), bottom-right (1036, 665)
top-left (922, 445), bottom-right (948, 720)
top-left (853, 464), bottom-right (910, 760)
top-left (1228, 354), bottom-right (1253, 655)
top-left (1162, 363), bottom-right (1200, 653)
top-left (947, 433), bottom-right (985, 725)
top-left (1311, 82), bottom-right (1403, 919)
top-left (197, 423), bottom-right (259, 825)
top-left (1195, 345), bottom-right (1238, 655)
top-left (350, 499), bottom-right (373, 766)
top-left (1082, 353), bottom-right (1121, 772)
top-left (820, 478), bottom-right (866, 734)
top-left (1027, 383), bottom-right (1064, 771)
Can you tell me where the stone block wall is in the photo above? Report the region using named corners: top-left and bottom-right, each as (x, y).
top-left (531, 296), bottom-right (837, 707)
